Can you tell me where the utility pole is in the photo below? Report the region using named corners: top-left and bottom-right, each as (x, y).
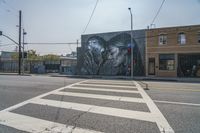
top-left (76, 39), bottom-right (79, 58)
top-left (18, 10), bottom-right (22, 75)
top-left (22, 29), bottom-right (27, 75)
top-left (128, 8), bottom-right (133, 79)
top-left (76, 40), bottom-right (79, 48)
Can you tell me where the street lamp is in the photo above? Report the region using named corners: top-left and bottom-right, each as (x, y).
top-left (128, 7), bottom-right (133, 79)
top-left (0, 31), bottom-right (19, 45)
top-left (22, 29), bottom-right (27, 75)
top-left (0, 31), bottom-right (22, 75)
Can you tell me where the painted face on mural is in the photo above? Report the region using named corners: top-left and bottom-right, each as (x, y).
top-left (85, 37), bottom-right (106, 66)
top-left (87, 38), bottom-right (128, 67)
top-left (81, 33), bottom-right (144, 76)
top-left (87, 38), bottom-right (104, 54)
top-left (107, 42), bottom-right (128, 67)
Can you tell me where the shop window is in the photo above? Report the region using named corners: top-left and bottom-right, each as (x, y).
top-left (197, 32), bottom-right (200, 43)
top-left (178, 32), bottom-right (186, 45)
top-left (159, 54), bottom-right (175, 70)
top-left (159, 34), bottom-right (167, 45)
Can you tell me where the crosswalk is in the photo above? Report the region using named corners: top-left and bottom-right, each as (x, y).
top-left (0, 80), bottom-right (174, 133)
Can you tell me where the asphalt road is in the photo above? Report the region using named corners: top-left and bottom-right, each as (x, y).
top-left (144, 81), bottom-right (200, 133)
top-left (0, 75), bottom-right (200, 133)
top-left (0, 75), bottom-right (83, 110)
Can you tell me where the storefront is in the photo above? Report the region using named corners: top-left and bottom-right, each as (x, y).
top-left (178, 54), bottom-right (200, 77)
top-left (146, 24), bottom-right (200, 77)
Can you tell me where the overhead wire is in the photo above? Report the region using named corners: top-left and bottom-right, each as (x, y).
top-left (2, 0), bottom-right (18, 11)
top-left (150, 0), bottom-right (166, 27)
top-left (82, 0), bottom-right (100, 34)
top-left (81, 28), bottom-right (200, 44)
top-left (1, 28), bottom-right (200, 55)
top-left (25, 42), bottom-right (78, 45)
top-left (0, 43), bottom-right (15, 47)
top-left (0, 0), bottom-right (18, 18)
top-left (77, 0), bottom-right (100, 47)
top-left (0, 0), bottom-right (18, 52)
top-left (1, 28), bottom-right (200, 46)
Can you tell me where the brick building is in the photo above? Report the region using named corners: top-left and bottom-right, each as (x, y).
top-left (146, 25), bottom-right (200, 77)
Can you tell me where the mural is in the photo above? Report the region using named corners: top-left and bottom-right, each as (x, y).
top-left (78, 31), bottom-right (145, 76)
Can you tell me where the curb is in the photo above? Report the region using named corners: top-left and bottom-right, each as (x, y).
top-left (0, 73), bottom-right (31, 76)
top-left (1, 73), bottom-right (200, 83)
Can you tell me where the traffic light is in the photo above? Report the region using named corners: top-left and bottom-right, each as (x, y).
top-left (19, 52), bottom-right (27, 58)
top-left (24, 52), bottom-right (27, 58)
top-left (0, 31), bottom-right (2, 35)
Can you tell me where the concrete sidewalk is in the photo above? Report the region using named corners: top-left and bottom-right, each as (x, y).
top-left (1, 72), bottom-right (199, 83)
top-left (0, 72), bottom-right (31, 76)
top-left (50, 73), bottom-right (200, 83)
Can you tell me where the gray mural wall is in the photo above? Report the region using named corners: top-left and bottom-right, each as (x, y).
top-left (77, 30), bottom-right (146, 76)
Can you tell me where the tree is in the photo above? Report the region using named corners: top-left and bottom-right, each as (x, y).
top-left (11, 49), bottom-right (41, 60)
top-left (27, 49), bottom-right (42, 60)
top-left (11, 52), bottom-right (18, 60)
top-left (11, 49), bottom-right (59, 61)
top-left (42, 54), bottom-right (59, 61)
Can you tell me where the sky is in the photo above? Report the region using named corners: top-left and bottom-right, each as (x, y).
top-left (0, 0), bottom-right (200, 55)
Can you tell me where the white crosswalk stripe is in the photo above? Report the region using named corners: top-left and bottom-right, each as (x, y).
top-left (0, 79), bottom-right (174, 133)
top-left (75, 83), bottom-right (137, 88)
top-left (67, 86), bottom-right (140, 93)
top-left (53, 91), bottom-right (145, 103)
top-left (30, 98), bottom-right (155, 122)
top-left (0, 111), bottom-right (103, 133)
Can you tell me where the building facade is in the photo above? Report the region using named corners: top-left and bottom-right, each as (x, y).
top-left (77, 24), bottom-right (200, 77)
top-left (0, 51), bottom-right (77, 74)
top-left (77, 30), bottom-right (146, 76)
top-left (146, 25), bottom-right (200, 77)
top-left (0, 51), bottom-right (16, 61)
top-left (60, 56), bottom-right (77, 75)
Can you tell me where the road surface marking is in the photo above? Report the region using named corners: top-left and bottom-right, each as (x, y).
top-left (76, 83), bottom-right (137, 88)
top-left (87, 79), bottom-right (133, 82)
top-left (66, 86), bottom-right (140, 93)
top-left (53, 91), bottom-right (145, 103)
top-left (81, 81), bottom-right (135, 85)
top-left (0, 79), bottom-right (174, 133)
top-left (30, 98), bottom-right (155, 122)
top-left (134, 81), bottom-right (174, 133)
top-left (0, 111), bottom-right (102, 133)
top-left (0, 80), bottom-right (87, 113)
top-left (86, 79), bottom-right (135, 84)
top-left (154, 100), bottom-right (200, 107)
top-left (149, 87), bottom-right (200, 92)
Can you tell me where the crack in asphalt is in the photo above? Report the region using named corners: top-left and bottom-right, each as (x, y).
top-left (64, 100), bottom-right (115, 133)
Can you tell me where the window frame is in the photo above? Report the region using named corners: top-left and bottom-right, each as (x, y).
top-left (178, 32), bottom-right (186, 45)
top-left (197, 31), bottom-right (200, 44)
top-left (159, 54), bottom-right (175, 71)
top-left (158, 33), bottom-right (167, 45)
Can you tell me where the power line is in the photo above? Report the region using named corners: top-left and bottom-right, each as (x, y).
top-left (22, 28), bottom-right (200, 46)
top-left (150, 0), bottom-right (166, 27)
top-left (1, 28), bottom-right (199, 47)
top-left (82, 0), bottom-right (100, 34)
top-left (1, 0), bottom-right (18, 12)
top-left (0, 44), bottom-right (15, 47)
top-left (81, 28), bottom-right (200, 44)
top-left (25, 42), bottom-right (79, 45)
top-left (0, 0), bottom-right (18, 18)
